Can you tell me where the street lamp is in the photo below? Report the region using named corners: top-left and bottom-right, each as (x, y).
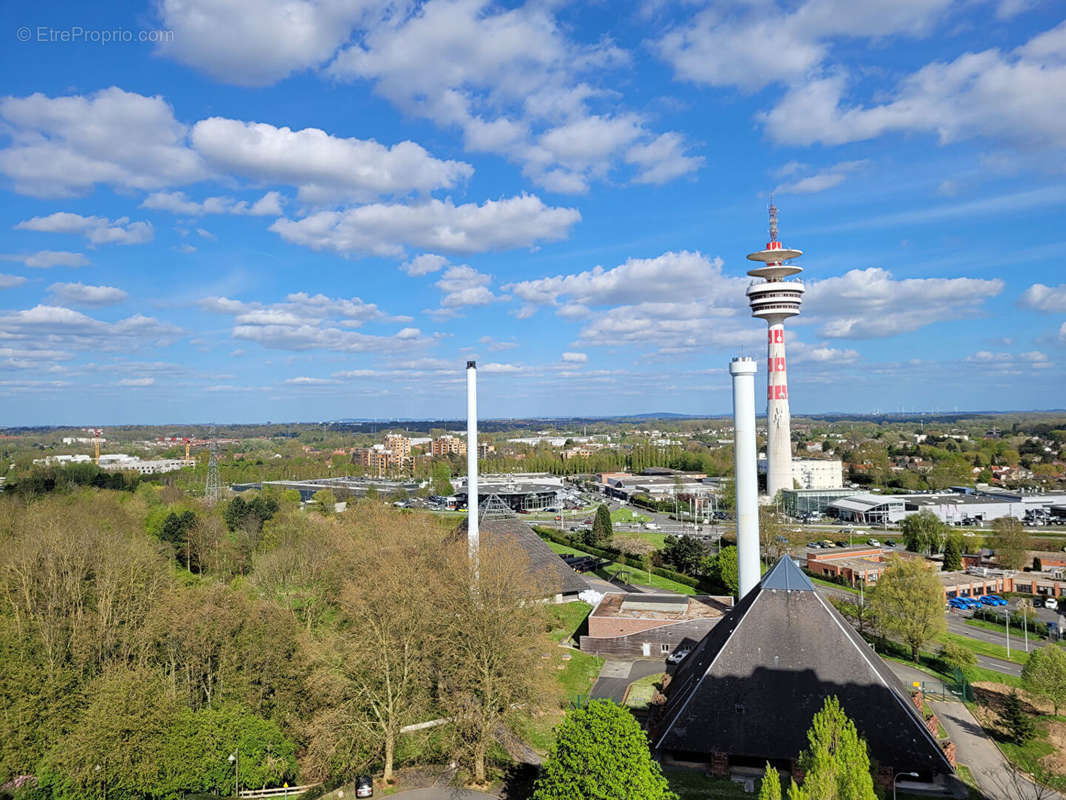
top-left (229, 750), bottom-right (239, 798)
top-left (893, 771), bottom-right (919, 800)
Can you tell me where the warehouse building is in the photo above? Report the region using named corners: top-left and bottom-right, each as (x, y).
top-left (579, 593), bottom-right (732, 658)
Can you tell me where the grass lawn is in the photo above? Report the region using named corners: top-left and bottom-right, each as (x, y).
top-left (543, 540), bottom-right (697, 594)
top-left (556, 649), bottom-right (604, 700)
top-left (623, 672), bottom-right (665, 709)
top-left (663, 768), bottom-right (758, 800)
top-left (613, 530), bottom-right (669, 550)
top-left (999, 726), bottom-right (1063, 791)
top-left (936, 631), bottom-right (1029, 666)
top-left (610, 507), bottom-right (650, 524)
top-left (547, 601), bottom-right (592, 643)
top-left (808, 574), bottom-right (859, 594)
top-left (965, 616), bottom-right (1049, 641)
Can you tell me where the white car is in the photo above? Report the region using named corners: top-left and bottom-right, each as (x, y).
top-left (666, 648), bottom-right (691, 664)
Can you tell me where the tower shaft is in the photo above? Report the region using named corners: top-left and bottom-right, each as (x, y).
top-left (466, 361), bottom-right (479, 564)
top-left (765, 321), bottom-right (794, 498)
top-left (730, 357), bottom-right (761, 599)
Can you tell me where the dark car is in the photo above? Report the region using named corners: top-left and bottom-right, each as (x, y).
top-left (356, 775), bottom-right (374, 798)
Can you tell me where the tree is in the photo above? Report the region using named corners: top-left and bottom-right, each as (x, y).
top-left (661, 535), bottom-right (711, 576)
top-left (305, 505), bottom-right (440, 783)
top-left (900, 510), bottom-right (945, 554)
top-left (993, 517), bottom-right (1029, 570)
top-left (531, 699), bottom-right (675, 800)
top-left (938, 641), bottom-right (977, 673)
top-left (942, 534), bottom-right (963, 571)
top-left (717, 545), bottom-right (739, 597)
top-left (760, 507), bottom-right (787, 563)
top-left (591, 504), bottom-right (613, 545)
top-left (759, 763), bottom-right (782, 800)
top-left (311, 489), bottom-right (337, 515)
top-left (785, 696), bottom-right (876, 800)
top-left (829, 596), bottom-right (875, 637)
top-left (1001, 692), bottom-right (1036, 744)
top-left (1022, 646), bottom-right (1066, 715)
top-left (436, 537), bottom-right (553, 785)
top-left (869, 555), bottom-right (946, 661)
top-left (431, 462), bottom-right (453, 496)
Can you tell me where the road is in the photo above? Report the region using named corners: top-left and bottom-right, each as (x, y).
top-left (590, 659), bottom-right (665, 702)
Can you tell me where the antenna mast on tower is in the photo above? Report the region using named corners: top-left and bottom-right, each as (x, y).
top-left (204, 431), bottom-right (221, 504)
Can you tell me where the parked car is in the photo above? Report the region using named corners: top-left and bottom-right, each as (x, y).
top-left (666, 648), bottom-right (692, 664)
top-left (948, 597), bottom-right (971, 610)
top-left (980, 594), bottom-right (1007, 606)
top-left (355, 775), bottom-right (374, 798)
top-left (1045, 597), bottom-right (1060, 610)
top-left (867, 538), bottom-right (881, 546)
top-left (835, 540), bottom-right (849, 548)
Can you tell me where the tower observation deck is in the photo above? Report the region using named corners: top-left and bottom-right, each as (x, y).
top-left (746, 201), bottom-right (804, 498)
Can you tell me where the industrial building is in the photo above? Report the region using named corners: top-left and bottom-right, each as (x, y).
top-left (256, 476), bottom-right (421, 501)
top-left (579, 593), bottom-right (732, 658)
top-left (791, 458), bottom-right (843, 490)
top-left (781, 487), bottom-right (855, 517)
top-left (598, 472), bottom-right (716, 501)
top-left (825, 488), bottom-right (1066, 525)
top-left (34, 453), bottom-right (192, 474)
top-left (454, 479), bottom-right (561, 512)
top-left (652, 557), bottom-right (956, 789)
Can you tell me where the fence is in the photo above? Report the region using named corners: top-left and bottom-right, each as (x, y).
top-left (238, 784), bottom-right (319, 799)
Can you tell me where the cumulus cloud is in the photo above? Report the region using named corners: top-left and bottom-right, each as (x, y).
top-left (435, 265), bottom-right (500, 309)
top-left (0, 250), bottom-right (89, 268)
top-left (189, 118), bottom-right (472, 203)
top-left (0, 274), bottom-right (27, 289)
top-left (155, 0), bottom-right (383, 86)
top-left (0, 305), bottom-right (182, 356)
top-left (141, 190), bottom-right (283, 216)
top-left (270, 194), bottom-right (580, 257)
top-left (326, 0), bottom-right (700, 192)
top-left (400, 253), bottom-right (449, 276)
top-left (506, 251), bottom-right (744, 314)
top-left (804, 268), bottom-right (1004, 338)
top-left (562, 351), bottom-right (588, 363)
top-left (0, 87), bottom-right (206, 197)
top-left (15, 213), bottom-right (153, 246)
top-left (47, 282), bottom-right (128, 307)
top-left (1019, 283), bottom-right (1066, 313)
top-left (760, 23), bottom-right (1066, 150)
top-left (118, 377), bottom-right (155, 387)
top-left (656, 0), bottom-right (953, 92)
top-left (775, 160), bottom-right (868, 195)
top-left (197, 291), bottom-right (428, 354)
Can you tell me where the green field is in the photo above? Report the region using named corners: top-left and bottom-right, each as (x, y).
top-left (543, 540), bottom-right (697, 594)
top-left (610, 507), bottom-right (651, 524)
top-left (623, 672), bottom-right (665, 709)
top-left (935, 631), bottom-right (1029, 666)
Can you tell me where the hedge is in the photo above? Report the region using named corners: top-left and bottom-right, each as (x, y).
top-left (532, 525), bottom-right (724, 594)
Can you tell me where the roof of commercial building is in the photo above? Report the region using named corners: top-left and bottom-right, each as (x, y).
top-left (593, 593), bottom-right (728, 621)
top-left (452, 516), bottom-right (588, 595)
top-left (652, 555), bottom-right (952, 776)
top-left (829, 494), bottom-right (905, 511)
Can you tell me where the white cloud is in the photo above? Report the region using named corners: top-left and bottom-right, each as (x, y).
top-left (805, 268), bottom-right (1004, 338)
top-left (327, 0), bottom-right (699, 192)
top-left (47, 282), bottom-right (128, 307)
top-left (657, 0), bottom-right (954, 92)
top-left (197, 291), bottom-right (427, 354)
top-left (478, 336), bottom-right (517, 352)
top-left (562, 351), bottom-right (587, 363)
top-left (141, 190), bottom-right (283, 216)
top-left (774, 160), bottom-right (868, 195)
top-left (0, 87), bottom-right (206, 197)
top-left (506, 250), bottom-right (743, 312)
top-left (400, 253), bottom-right (449, 276)
top-left (270, 194), bottom-right (580, 257)
top-left (0, 274), bottom-right (27, 289)
top-left (436, 265), bottom-right (500, 309)
top-left (761, 23), bottom-right (1066, 150)
top-left (16, 213), bottom-right (153, 246)
top-left (0, 250), bottom-right (89, 268)
top-left (155, 0), bottom-right (383, 86)
top-left (284, 376), bottom-right (339, 385)
top-left (1019, 283), bottom-right (1066, 313)
top-left (0, 305), bottom-right (182, 354)
top-left (190, 118), bottom-right (472, 203)
top-left (118, 377), bottom-right (155, 387)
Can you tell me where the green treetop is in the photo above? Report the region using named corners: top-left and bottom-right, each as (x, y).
top-left (591, 503), bottom-right (613, 545)
top-left (870, 555), bottom-right (946, 661)
top-left (786, 696), bottom-right (876, 800)
top-left (531, 699), bottom-right (675, 800)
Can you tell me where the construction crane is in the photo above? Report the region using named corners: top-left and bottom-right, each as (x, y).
top-left (90, 428), bottom-right (103, 464)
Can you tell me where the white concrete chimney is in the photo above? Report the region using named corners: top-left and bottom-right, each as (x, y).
top-left (730, 357), bottom-right (760, 599)
top-left (466, 360), bottom-right (479, 562)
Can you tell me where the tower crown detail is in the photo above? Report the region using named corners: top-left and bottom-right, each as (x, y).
top-left (746, 201), bottom-right (804, 319)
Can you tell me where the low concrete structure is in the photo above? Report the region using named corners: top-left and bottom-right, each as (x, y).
top-left (805, 545), bottom-right (892, 585)
top-left (580, 592), bottom-right (731, 658)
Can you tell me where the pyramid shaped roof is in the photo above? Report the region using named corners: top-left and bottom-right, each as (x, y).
top-left (652, 556), bottom-right (952, 777)
top-left (453, 516), bottom-right (589, 596)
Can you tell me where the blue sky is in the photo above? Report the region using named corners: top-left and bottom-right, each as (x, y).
top-left (0, 0), bottom-right (1064, 425)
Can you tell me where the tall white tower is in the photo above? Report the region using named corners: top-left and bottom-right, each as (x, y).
top-left (466, 360), bottom-right (479, 563)
top-left (746, 200), bottom-right (804, 499)
top-left (730, 357), bottom-right (761, 599)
